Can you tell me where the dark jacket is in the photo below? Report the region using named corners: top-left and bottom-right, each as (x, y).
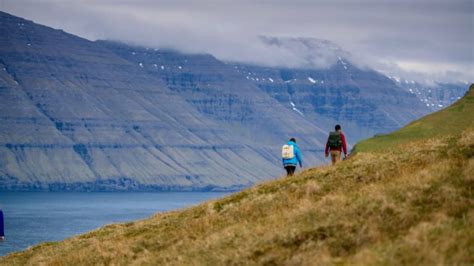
top-left (325, 131), bottom-right (348, 156)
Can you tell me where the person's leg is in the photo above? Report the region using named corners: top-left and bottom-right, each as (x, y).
top-left (330, 151), bottom-right (336, 165)
top-left (284, 166), bottom-right (291, 176)
top-left (284, 166), bottom-right (296, 176)
top-left (330, 151), bottom-right (341, 165)
top-left (289, 166), bottom-right (296, 176)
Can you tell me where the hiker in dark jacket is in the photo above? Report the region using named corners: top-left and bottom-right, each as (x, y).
top-left (325, 125), bottom-right (348, 165)
top-left (282, 138), bottom-right (303, 176)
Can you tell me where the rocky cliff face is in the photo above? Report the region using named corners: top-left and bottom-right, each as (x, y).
top-left (231, 39), bottom-right (431, 141)
top-left (0, 11), bottom-right (439, 191)
top-left (387, 77), bottom-right (468, 112)
top-left (97, 41), bottom-right (327, 146)
top-left (0, 11), bottom-right (326, 191)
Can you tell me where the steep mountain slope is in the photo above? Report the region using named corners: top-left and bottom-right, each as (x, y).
top-left (232, 38), bottom-right (431, 141)
top-left (2, 85), bottom-right (472, 265)
top-left (0, 11), bottom-right (440, 191)
top-left (0, 11), bottom-right (332, 191)
top-left (390, 77), bottom-right (469, 112)
top-left (0, 11), bottom-right (301, 191)
top-left (96, 40), bottom-right (327, 155)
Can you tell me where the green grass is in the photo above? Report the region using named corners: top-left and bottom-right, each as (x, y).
top-left (354, 84), bottom-right (474, 152)
top-left (1, 85), bottom-right (473, 265)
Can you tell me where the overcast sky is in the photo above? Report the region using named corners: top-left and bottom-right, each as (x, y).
top-left (1, 0), bottom-right (473, 83)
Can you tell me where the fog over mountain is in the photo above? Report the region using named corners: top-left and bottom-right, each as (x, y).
top-left (1, 0), bottom-right (472, 83)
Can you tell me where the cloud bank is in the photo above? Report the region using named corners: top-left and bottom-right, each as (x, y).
top-left (1, 0), bottom-right (473, 82)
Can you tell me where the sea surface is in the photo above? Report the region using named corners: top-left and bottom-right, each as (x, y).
top-left (0, 192), bottom-right (228, 256)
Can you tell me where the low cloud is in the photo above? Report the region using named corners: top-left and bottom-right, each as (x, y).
top-left (2, 0), bottom-right (473, 82)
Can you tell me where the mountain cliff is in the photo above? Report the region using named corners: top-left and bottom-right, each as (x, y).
top-left (0, 11), bottom-right (446, 191)
top-left (231, 37), bottom-right (432, 141)
top-left (2, 85), bottom-right (472, 265)
top-left (0, 11), bottom-right (324, 191)
top-left (389, 77), bottom-right (468, 112)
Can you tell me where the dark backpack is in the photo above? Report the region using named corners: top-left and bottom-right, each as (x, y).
top-left (328, 131), bottom-right (342, 149)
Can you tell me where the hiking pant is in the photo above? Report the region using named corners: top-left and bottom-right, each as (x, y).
top-left (284, 165), bottom-right (296, 176)
top-left (330, 150), bottom-right (341, 165)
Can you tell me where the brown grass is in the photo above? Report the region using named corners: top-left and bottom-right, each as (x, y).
top-left (1, 126), bottom-right (472, 265)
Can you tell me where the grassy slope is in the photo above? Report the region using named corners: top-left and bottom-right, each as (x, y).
top-left (354, 84), bottom-right (474, 152)
top-left (1, 85), bottom-right (473, 265)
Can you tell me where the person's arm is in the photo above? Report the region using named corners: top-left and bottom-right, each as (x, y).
top-left (296, 146), bottom-right (303, 167)
top-left (341, 133), bottom-right (348, 156)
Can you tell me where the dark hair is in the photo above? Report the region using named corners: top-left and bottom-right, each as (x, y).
top-left (335, 124), bottom-right (341, 131)
top-left (289, 138), bottom-right (296, 143)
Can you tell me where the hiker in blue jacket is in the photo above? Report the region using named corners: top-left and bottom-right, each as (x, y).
top-left (281, 138), bottom-right (303, 176)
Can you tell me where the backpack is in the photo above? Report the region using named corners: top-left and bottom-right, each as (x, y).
top-left (328, 131), bottom-right (342, 149)
top-left (281, 144), bottom-right (295, 159)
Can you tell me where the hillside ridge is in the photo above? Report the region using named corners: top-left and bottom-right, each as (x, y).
top-left (1, 85), bottom-right (472, 265)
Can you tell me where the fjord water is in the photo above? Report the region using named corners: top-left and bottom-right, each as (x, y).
top-left (0, 192), bottom-right (227, 256)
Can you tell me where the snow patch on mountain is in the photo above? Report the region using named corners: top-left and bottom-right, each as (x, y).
top-left (396, 79), bottom-right (468, 112)
top-left (293, 108), bottom-right (304, 116)
top-left (290, 101), bottom-right (304, 116)
top-left (338, 56), bottom-right (348, 70)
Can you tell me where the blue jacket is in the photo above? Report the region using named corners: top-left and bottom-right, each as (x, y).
top-left (282, 141), bottom-right (302, 167)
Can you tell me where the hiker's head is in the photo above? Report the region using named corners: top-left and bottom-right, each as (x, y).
top-left (289, 138), bottom-right (296, 143)
top-left (335, 125), bottom-right (341, 132)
